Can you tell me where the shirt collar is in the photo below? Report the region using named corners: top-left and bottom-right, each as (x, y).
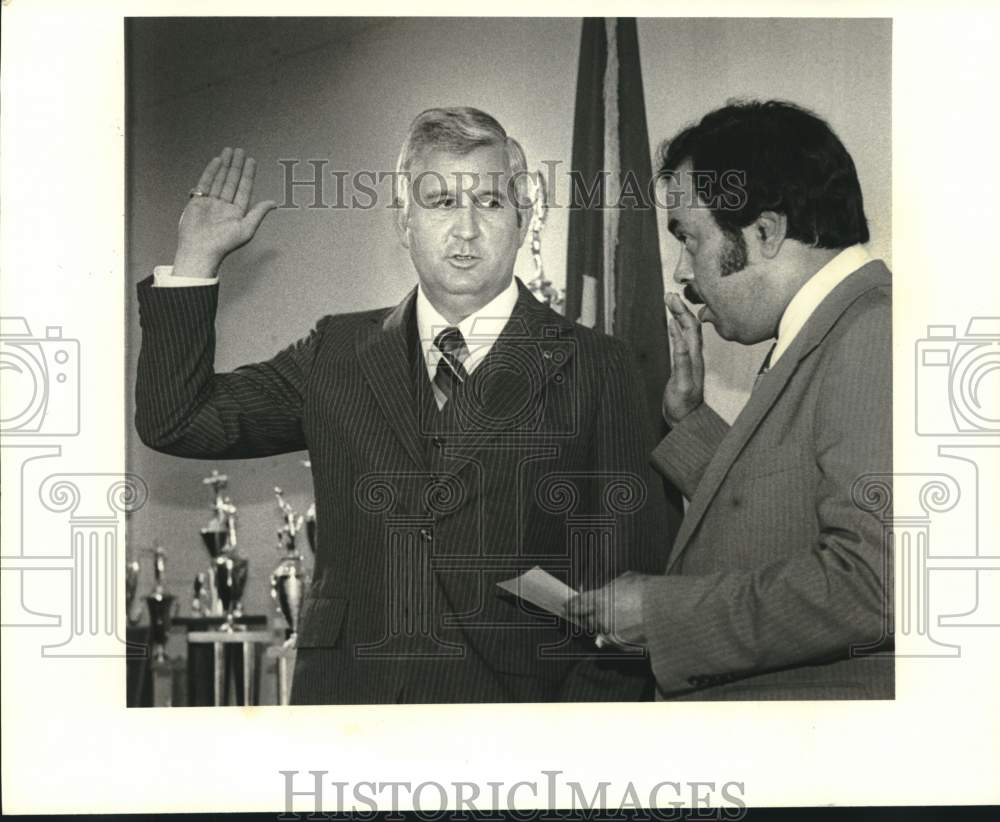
top-left (416, 277), bottom-right (519, 380)
top-left (770, 245), bottom-right (873, 366)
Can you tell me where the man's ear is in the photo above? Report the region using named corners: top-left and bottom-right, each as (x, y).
top-left (754, 211), bottom-right (787, 259)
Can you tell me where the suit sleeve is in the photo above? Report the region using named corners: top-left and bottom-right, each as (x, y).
top-left (642, 302), bottom-right (892, 695)
top-left (651, 403), bottom-right (730, 499)
top-left (134, 275), bottom-right (319, 459)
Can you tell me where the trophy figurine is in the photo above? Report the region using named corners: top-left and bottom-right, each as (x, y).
top-left (270, 486), bottom-right (309, 646)
top-left (125, 557), bottom-right (141, 626)
top-left (145, 545), bottom-right (177, 663)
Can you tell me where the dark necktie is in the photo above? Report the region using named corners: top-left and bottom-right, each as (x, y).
top-left (433, 326), bottom-right (470, 406)
top-left (753, 342), bottom-right (776, 391)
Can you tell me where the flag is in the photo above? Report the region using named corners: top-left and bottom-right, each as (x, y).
top-left (566, 17), bottom-right (684, 539)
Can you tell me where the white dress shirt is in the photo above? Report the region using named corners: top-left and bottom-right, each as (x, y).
top-left (152, 265), bottom-right (217, 287)
top-left (770, 244), bottom-right (873, 367)
top-left (416, 277), bottom-right (519, 408)
top-left (151, 265), bottom-right (519, 409)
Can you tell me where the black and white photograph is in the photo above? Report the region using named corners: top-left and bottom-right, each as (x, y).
top-left (124, 16), bottom-right (892, 708)
top-left (1, 2), bottom-right (997, 817)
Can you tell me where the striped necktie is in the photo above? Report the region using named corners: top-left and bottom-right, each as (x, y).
top-left (753, 342), bottom-right (776, 391)
top-left (433, 326), bottom-right (470, 406)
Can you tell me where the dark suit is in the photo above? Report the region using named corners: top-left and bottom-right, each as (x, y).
top-left (136, 277), bottom-right (669, 703)
top-left (644, 260), bottom-right (893, 700)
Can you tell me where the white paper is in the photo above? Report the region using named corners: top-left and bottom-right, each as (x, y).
top-left (496, 565), bottom-right (581, 624)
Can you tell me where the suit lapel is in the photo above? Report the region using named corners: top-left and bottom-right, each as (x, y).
top-left (665, 260), bottom-right (892, 572)
top-left (466, 282), bottom-right (575, 422)
top-left (452, 281), bottom-right (577, 441)
top-left (356, 287), bottom-right (427, 470)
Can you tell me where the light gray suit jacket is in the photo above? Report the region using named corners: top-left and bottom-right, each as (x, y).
top-left (644, 260), bottom-right (893, 700)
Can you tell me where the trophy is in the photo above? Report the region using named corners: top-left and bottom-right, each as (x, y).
top-left (270, 486), bottom-right (309, 646)
top-left (200, 470), bottom-right (231, 561)
top-left (145, 545), bottom-right (178, 662)
top-left (214, 549), bottom-right (249, 631)
top-left (301, 459), bottom-right (317, 555)
top-left (125, 556), bottom-right (141, 626)
top-left (212, 494), bottom-right (248, 632)
top-left (198, 470), bottom-right (248, 623)
top-left (524, 170), bottom-right (564, 308)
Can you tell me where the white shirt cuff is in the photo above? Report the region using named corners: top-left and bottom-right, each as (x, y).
top-left (152, 265), bottom-right (218, 287)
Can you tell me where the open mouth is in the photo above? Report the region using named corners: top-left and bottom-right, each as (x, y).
top-left (449, 254), bottom-right (480, 268)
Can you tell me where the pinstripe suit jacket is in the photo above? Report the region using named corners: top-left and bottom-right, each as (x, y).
top-left (135, 276), bottom-right (670, 703)
top-left (643, 260), bottom-right (893, 700)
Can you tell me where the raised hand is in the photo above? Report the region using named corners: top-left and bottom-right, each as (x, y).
top-left (663, 291), bottom-right (705, 426)
top-left (172, 147), bottom-right (278, 279)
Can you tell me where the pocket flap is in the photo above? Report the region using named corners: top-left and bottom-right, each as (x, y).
top-left (296, 597), bottom-right (349, 648)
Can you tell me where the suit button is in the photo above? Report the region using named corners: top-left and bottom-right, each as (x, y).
top-left (419, 528), bottom-right (432, 542)
top-left (731, 495), bottom-right (741, 507)
top-left (432, 436), bottom-right (445, 448)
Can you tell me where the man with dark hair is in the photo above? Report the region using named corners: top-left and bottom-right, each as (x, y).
top-left (134, 107), bottom-right (670, 704)
top-left (570, 100), bottom-right (893, 700)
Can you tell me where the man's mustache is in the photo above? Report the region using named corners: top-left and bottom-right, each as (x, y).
top-left (683, 284), bottom-right (705, 305)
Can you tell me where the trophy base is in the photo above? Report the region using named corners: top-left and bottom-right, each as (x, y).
top-left (219, 618), bottom-right (247, 632)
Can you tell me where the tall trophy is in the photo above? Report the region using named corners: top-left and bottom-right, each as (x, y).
top-left (125, 556), bottom-right (141, 626)
top-left (270, 486), bottom-right (308, 646)
top-left (145, 545), bottom-right (177, 663)
top-left (215, 499), bottom-right (248, 632)
top-left (198, 470), bottom-right (229, 615)
top-left (198, 470), bottom-right (248, 626)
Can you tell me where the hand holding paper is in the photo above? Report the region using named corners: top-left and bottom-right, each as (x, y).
top-left (496, 567), bottom-right (651, 649)
top-left (564, 570), bottom-right (651, 648)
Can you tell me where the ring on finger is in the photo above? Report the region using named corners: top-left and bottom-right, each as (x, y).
top-left (189, 188), bottom-right (210, 198)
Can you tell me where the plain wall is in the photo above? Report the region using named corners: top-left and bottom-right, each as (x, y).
top-left (126, 17), bottom-right (891, 620)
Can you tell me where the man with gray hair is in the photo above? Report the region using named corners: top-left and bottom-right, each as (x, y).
top-left (135, 107), bottom-right (670, 704)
